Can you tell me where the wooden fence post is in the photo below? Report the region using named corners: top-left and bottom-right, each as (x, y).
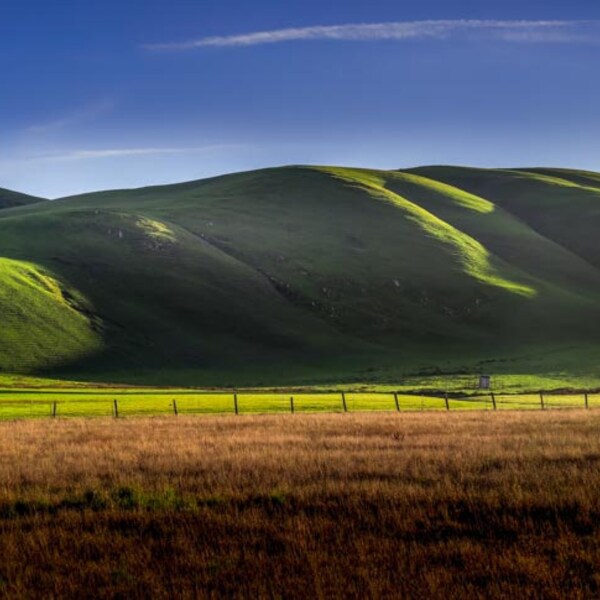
top-left (491, 392), bottom-right (497, 411)
top-left (290, 396), bottom-right (294, 414)
top-left (394, 392), bottom-right (400, 412)
top-left (341, 392), bottom-right (348, 413)
top-left (585, 393), bottom-right (589, 410)
top-left (113, 399), bottom-right (119, 419)
top-left (173, 399), bottom-right (178, 416)
top-left (444, 393), bottom-right (450, 411)
top-left (540, 392), bottom-right (545, 410)
top-left (52, 402), bottom-right (57, 418)
top-left (234, 394), bottom-right (239, 415)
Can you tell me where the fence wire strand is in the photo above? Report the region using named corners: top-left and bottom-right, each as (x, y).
top-left (0, 390), bottom-right (598, 419)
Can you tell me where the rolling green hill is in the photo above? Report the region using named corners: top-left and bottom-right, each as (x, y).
top-left (0, 188), bottom-right (46, 210)
top-left (1, 165), bottom-right (600, 386)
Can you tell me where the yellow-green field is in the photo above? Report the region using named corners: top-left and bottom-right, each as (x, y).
top-left (0, 388), bottom-right (598, 419)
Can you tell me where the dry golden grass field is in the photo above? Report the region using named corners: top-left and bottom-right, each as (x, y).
top-left (0, 411), bottom-right (599, 598)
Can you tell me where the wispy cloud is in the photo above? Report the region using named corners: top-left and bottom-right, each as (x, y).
top-left (38, 147), bottom-right (221, 162)
top-left (0, 145), bottom-right (244, 166)
top-left (24, 100), bottom-right (116, 135)
top-left (144, 19), bottom-right (599, 51)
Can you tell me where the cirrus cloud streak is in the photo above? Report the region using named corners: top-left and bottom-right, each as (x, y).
top-left (0, 145), bottom-right (245, 167)
top-left (144, 19), bottom-right (600, 51)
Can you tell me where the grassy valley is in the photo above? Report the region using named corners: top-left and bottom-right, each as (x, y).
top-left (5, 170), bottom-right (600, 595)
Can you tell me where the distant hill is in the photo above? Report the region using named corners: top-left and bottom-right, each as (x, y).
top-left (0, 188), bottom-right (46, 210)
top-left (2, 165), bottom-right (600, 386)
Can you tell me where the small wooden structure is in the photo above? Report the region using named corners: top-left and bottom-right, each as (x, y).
top-left (478, 375), bottom-right (491, 390)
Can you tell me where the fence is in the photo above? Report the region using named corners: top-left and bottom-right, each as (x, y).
top-left (0, 390), bottom-right (599, 420)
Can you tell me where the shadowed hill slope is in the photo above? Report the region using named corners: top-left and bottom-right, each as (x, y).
top-left (1, 165), bottom-right (600, 385)
top-left (0, 188), bottom-right (46, 210)
top-left (409, 166), bottom-right (600, 271)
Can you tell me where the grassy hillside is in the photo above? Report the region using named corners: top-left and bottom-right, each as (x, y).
top-left (0, 258), bottom-right (102, 371)
top-left (1, 165), bottom-right (600, 386)
top-left (0, 188), bottom-right (46, 210)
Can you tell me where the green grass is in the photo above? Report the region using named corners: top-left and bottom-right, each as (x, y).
top-left (318, 167), bottom-right (536, 296)
top-left (0, 384), bottom-right (598, 420)
top-left (0, 258), bottom-right (102, 371)
top-left (2, 165), bottom-right (600, 386)
top-left (0, 187), bottom-right (46, 210)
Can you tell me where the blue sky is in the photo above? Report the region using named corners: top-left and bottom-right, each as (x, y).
top-left (2, 0), bottom-right (600, 197)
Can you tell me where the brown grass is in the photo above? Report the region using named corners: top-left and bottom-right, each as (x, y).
top-left (0, 411), bottom-right (599, 598)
